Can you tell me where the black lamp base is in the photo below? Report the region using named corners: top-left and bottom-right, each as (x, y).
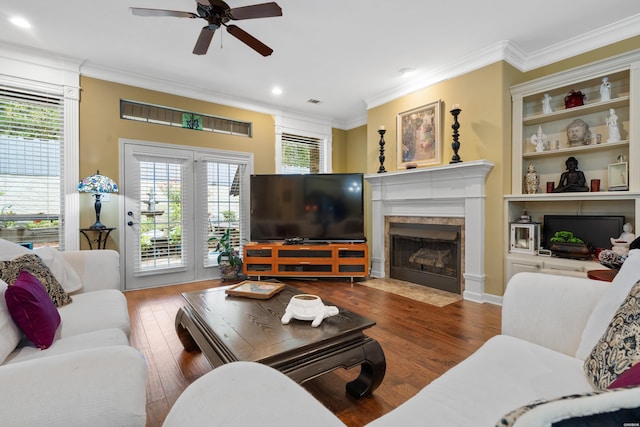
top-left (90, 194), bottom-right (107, 229)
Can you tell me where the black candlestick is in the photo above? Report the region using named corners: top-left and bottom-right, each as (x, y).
top-left (377, 129), bottom-right (387, 173)
top-left (450, 108), bottom-right (463, 163)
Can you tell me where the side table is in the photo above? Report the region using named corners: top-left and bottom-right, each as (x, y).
top-left (80, 227), bottom-right (115, 250)
top-left (587, 269), bottom-right (618, 282)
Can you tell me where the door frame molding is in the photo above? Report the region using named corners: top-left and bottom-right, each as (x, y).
top-left (119, 138), bottom-right (254, 289)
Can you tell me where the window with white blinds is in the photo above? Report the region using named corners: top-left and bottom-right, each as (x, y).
top-left (135, 157), bottom-right (187, 271)
top-left (0, 87), bottom-right (64, 249)
top-left (200, 160), bottom-right (245, 267)
top-left (281, 133), bottom-right (325, 174)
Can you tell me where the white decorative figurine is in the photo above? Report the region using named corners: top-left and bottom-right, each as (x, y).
top-left (525, 162), bottom-right (540, 194)
top-left (530, 126), bottom-right (548, 152)
top-left (281, 294), bottom-right (339, 327)
top-left (606, 108), bottom-right (621, 143)
top-left (600, 77), bottom-right (611, 101)
top-left (542, 93), bottom-right (553, 114)
top-left (610, 223), bottom-right (635, 256)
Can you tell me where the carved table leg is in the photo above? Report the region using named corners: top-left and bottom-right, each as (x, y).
top-left (175, 307), bottom-right (200, 352)
top-left (345, 338), bottom-right (386, 398)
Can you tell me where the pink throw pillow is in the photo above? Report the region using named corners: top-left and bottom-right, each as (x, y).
top-left (608, 363), bottom-right (640, 389)
top-left (5, 270), bottom-right (61, 349)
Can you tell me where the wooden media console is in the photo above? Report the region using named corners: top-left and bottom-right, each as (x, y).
top-left (243, 242), bottom-right (369, 281)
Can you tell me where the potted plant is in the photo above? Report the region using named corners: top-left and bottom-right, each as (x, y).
top-left (209, 228), bottom-right (242, 280)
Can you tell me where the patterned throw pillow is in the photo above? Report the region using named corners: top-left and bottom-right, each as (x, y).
top-left (0, 254), bottom-right (72, 307)
top-left (584, 280), bottom-right (640, 389)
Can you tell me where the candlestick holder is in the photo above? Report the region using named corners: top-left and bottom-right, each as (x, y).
top-left (450, 108), bottom-right (463, 163)
top-left (377, 129), bottom-right (387, 173)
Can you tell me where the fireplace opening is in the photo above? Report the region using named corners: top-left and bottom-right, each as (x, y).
top-left (389, 222), bottom-right (462, 294)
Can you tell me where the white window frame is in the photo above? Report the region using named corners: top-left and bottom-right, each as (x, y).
top-left (0, 49), bottom-right (81, 250)
top-left (275, 113), bottom-right (332, 174)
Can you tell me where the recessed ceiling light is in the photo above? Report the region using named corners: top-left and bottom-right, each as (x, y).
top-left (10, 16), bottom-right (31, 29)
top-left (271, 87), bottom-right (283, 95)
top-left (399, 68), bottom-right (416, 78)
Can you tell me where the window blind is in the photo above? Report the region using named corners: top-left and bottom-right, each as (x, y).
top-left (281, 133), bottom-right (324, 174)
top-left (201, 160), bottom-right (245, 268)
top-left (0, 86), bottom-right (64, 249)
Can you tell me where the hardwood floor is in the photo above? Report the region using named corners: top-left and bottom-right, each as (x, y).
top-left (124, 278), bottom-right (502, 427)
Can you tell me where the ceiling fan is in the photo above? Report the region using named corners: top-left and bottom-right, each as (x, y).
top-left (130, 0), bottom-right (282, 56)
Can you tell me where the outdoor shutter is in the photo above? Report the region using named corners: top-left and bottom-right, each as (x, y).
top-left (0, 86), bottom-right (65, 249)
top-left (281, 133), bottom-right (324, 174)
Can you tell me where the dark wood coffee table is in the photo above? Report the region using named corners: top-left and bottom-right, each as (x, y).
top-left (175, 284), bottom-right (386, 397)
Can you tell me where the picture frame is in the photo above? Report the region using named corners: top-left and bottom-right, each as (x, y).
top-left (225, 280), bottom-right (285, 299)
top-left (397, 100), bottom-right (442, 168)
top-left (608, 161), bottom-right (628, 190)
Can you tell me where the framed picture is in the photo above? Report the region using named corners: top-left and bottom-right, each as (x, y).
top-left (608, 161), bottom-right (628, 190)
top-left (225, 280), bottom-right (285, 299)
top-left (397, 100), bottom-right (442, 168)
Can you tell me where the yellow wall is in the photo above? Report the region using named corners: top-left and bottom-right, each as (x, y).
top-left (78, 37), bottom-right (639, 293)
top-left (79, 77), bottom-right (276, 249)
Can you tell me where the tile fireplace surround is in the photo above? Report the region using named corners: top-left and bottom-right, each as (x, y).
top-left (365, 160), bottom-right (494, 303)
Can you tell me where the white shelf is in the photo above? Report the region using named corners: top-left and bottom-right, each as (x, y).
top-left (504, 51), bottom-right (640, 285)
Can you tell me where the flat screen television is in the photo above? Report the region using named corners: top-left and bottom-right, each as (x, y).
top-left (542, 215), bottom-right (625, 250)
top-left (250, 173), bottom-right (365, 243)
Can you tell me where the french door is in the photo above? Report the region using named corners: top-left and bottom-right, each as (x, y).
top-left (121, 139), bottom-right (251, 290)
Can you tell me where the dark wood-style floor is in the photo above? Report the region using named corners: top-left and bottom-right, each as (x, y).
top-left (124, 278), bottom-right (502, 427)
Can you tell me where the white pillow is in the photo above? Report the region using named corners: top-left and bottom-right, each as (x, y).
top-left (575, 248), bottom-right (640, 360)
top-left (0, 239), bottom-right (31, 261)
top-left (0, 279), bottom-right (23, 364)
top-left (34, 247), bottom-right (83, 293)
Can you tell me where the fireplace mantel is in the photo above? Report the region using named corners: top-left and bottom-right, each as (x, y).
top-left (365, 160), bottom-right (494, 302)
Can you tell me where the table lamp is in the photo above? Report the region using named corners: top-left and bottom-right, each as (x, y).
top-left (78, 170), bottom-right (119, 229)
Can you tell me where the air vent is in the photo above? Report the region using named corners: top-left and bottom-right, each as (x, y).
top-left (307, 99), bottom-right (321, 104)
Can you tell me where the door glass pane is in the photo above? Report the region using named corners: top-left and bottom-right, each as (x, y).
top-left (139, 161), bottom-right (184, 270)
top-left (205, 162), bottom-right (242, 267)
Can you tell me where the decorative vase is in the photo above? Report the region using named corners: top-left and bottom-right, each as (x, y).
top-left (219, 260), bottom-right (241, 280)
top-left (564, 90), bottom-right (586, 108)
top-left (525, 162), bottom-right (540, 194)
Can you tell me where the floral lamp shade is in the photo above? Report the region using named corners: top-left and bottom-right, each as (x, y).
top-left (78, 171), bottom-right (118, 229)
top-left (77, 171), bottom-right (119, 194)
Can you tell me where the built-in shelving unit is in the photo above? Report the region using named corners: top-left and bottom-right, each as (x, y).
top-left (243, 242), bottom-right (368, 281)
top-left (505, 50), bottom-right (640, 283)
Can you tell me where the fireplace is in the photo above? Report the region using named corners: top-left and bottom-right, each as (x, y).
top-left (389, 222), bottom-right (462, 294)
top-left (365, 160), bottom-right (493, 302)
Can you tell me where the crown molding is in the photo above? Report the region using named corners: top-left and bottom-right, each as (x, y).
top-left (364, 14), bottom-right (640, 116)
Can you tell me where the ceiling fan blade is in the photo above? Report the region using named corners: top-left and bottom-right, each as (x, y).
top-left (130, 7), bottom-right (198, 19)
top-left (226, 24), bottom-right (273, 56)
top-left (228, 2), bottom-right (282, 20)
top-left (193, 26), bottom-right (217, 55)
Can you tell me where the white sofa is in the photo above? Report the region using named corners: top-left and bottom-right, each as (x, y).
top-left (163, 252), bottom-right (640, 427)
top-left (0, 242), bottom-right (147, 427)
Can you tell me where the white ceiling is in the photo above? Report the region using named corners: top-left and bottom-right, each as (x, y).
top-left (1, 0), bottom-right (640, 129)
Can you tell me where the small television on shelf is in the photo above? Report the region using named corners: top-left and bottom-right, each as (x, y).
top-left (542, 215), bottom-right (625, 251)
top-left (250, 173), bottom-right (365, 243)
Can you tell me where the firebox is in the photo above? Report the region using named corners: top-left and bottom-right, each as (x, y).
top-left (389, 222), bottom-right (462, 294)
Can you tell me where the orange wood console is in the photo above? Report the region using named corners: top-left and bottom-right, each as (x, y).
top-left (243, 242), bottom-right (368, 280)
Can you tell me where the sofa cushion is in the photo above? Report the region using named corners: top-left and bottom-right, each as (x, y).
top-left (584, 280), bottom-right (640, 389)
top-left (57, 289), bottom-right (131, 338)
top-left (34, 247), bottom-right (83, 293)
top-left (608, 363), bottom-right (640, 389)
top-left (4, 328), bottom-right (129, 365)
top-left (0, 238), bottom-right (31, 261)
top-left (496, 386), bottom-right (640, 427)
top-left (0, 279), bottom-right (22, 363)
top-left (0, 254), bottom-right (72, 307)
top-left (366, 335), bottom-right (594, 427)
top-left (576, 249), bottom-right (640, 360)
top-left (5, 270), bottom-right (61, 349)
